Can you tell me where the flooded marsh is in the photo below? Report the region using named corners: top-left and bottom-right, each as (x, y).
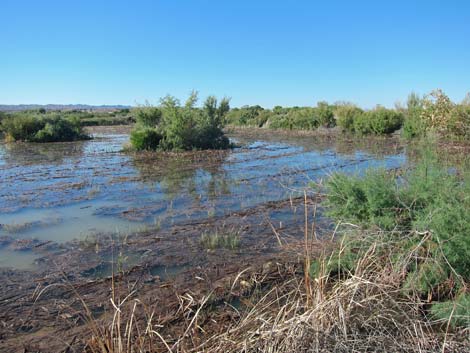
top-left (0, 126), bottom-right (406, 270)
top-left (0, 126), bottom-right (416, 352)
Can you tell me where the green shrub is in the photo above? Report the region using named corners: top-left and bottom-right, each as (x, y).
top-left (129, 92), bottom-right (230, 151)
top-left (431, 294), bottom-right (470, 327)
top-left (403, 90), bottom-right (470, 139)
top-left (353, 108), bottom-right (404, 135)
top-left (134, 106), bottom-right (162, 127)
top-left (1, 114), bottom-right (89, 142)
top-left (402, 107), bottom-right (426, 138)
top-left (335, 104), bottom-right (363, 132)
top-left (320, 155), bottom-right (470, 326)
top-left (448, 104), bottom-right (470, 138)
top-left (130, 128), bottom-right (162, 150)
top-left (225, 105), bottom-right (264, 126)
top-left (226, 103), bottom-right (336, 131)
top-left (316, 101), bottom-right (336, 128)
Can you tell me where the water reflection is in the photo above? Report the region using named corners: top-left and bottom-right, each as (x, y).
top-left (131, 150), bottom-right (231, 201)
top-left (0, 140), bottom-right (87, 166)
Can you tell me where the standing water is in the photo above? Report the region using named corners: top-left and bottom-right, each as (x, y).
top-left (0, 127), bottom-right (406, 269)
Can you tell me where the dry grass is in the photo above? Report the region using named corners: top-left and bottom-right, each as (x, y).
top-left (83, 243), bottom-right (469, 352)
top-left (82, 194), bottom-right (469, 352)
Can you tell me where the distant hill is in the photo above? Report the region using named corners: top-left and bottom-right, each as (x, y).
top-left (0, 104), bottom-right (131, 112)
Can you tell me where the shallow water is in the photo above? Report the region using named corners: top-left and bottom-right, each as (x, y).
top-left (0, 129), bottom-right (406, 269)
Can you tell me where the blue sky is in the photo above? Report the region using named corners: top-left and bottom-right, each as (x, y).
top-left (2, 0), bottom-right (469, 108)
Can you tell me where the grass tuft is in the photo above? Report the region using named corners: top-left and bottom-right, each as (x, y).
top-left (200, 229), bottom-right (241, 250)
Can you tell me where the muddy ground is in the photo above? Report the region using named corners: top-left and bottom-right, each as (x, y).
top-left (0, 195), bottom-right (333, 352)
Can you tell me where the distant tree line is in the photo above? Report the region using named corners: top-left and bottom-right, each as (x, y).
top-left (225, 89), bottom-right (470, 139)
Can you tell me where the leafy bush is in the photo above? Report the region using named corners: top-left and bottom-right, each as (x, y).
top-left (316, 101), bottom-right (336, 128)
top-left (319, 155), bottom-right (470, 326)
top-left (334, 104), bottom-right (363, 132)
top-left (269, 107), bottom-right (315, 130)
top-left (402, 107), bottom-right (426, 138)
top-left (130, 128), bottom-right (162, 150)
top-left (225, 103), bottom-right (336, 130)
top-left (129, 92), bottom-right (230, 151)
top-left (448, 104), bottom-right (470, 138)
top-left (225, 105), bottom-right (264, 126)
top-left (1, 114), bottom-right (89, 142)
top-left (353, 107), bottom-right (404, 135)
top-left (134, 106), bottom-right (162, 127)
top-left (403, 90), bottom-right (470, 139)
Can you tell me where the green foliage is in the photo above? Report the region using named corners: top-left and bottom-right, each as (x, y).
top-left (353, 107), bottom-right (404, 135)
top-left (403, 107), bottom-right (426, 138)
top-left (431, 294), bottom-right (470, 327)
top-left (269, 107), bottom-right (318, 130)
top-left (403, 90), bottom-right (470, 139)
top-left (334, 104), bottom-right (363, 132)
top-left (134, 106), bottom-right (162, 127)
top-left (200, 230), bottom-right (240, 250)
top-left (130, 92), bottom-right (230, 151)
top-left (225, 103), bottom-right (336, 130)
top-left (316, 101), bottom-right (335, 127)
top-left (1, 114), bottom-right (89, 142)
top-left (321, 154), bottom-right (470, 326)
top-left (448, 104), bottom-right (470, 138)
top-left (225, 105), bottom-right (265, 127)
top-left (130, 128), bottom-right (162, 150)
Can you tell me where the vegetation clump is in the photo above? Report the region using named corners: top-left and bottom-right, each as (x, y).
top-left (226, 102), bottom-right (336, 131)
top-left (225, 89), bottom-right (470, 138)
top-left (334, 103), bottom-right (363, 131)
top-left (200, 229), bottom-right (240, 250)
top-left (352, 107), bottom-right (403, 134)
top-left (0, 113), bottom-right (90, 142)
top-left (403, 89), bottom-right (470, 139)
top-left (130, 92), bottom-right (231, 151)
top-left (315, 153), bottom-right (470, 327)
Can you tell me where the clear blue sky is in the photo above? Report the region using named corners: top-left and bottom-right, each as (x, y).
top-left (2, 0), bottom-right (469, 108)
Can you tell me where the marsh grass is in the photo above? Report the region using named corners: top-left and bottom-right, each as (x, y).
top-left (75, 183), bottom-right (470, 352)
top-left (200, 229), bottom-right (241, 250)
top-left (82, 232), bottom-right (469, 353)
top-left (54, 143), bottom-right (470, 352)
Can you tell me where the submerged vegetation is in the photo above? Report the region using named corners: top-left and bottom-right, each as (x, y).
top-left (130, 92), bottom-right (231, 151)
